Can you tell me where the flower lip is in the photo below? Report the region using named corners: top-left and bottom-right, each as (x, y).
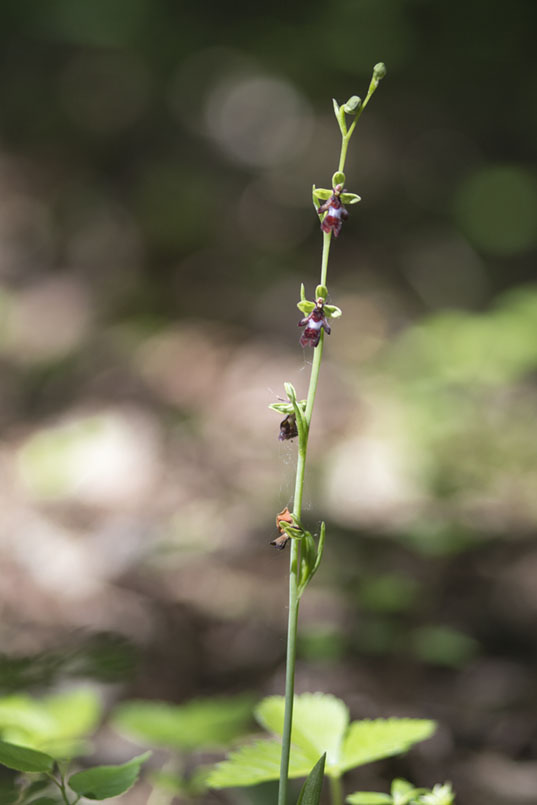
top-left (298, 297), bottom-right (331, 348)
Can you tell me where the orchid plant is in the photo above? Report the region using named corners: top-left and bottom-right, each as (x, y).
top-left (208, 64), bottom-right (457, 805)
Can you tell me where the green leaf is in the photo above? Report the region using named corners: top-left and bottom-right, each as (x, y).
top-left (296, 754), bottom-right (325, 805)
top-left (341, 720), bottom-right (436, 773)
top-left (391, 779), bottom-right (414, 796)
top-left (346, 794), bottom-right (392, 804)
top-left (332, 99), bottom-right (340, 117)
top-left (68, 751), bottom-right (151, 800)
top-left (0, 740), bottom-right (55, 773)
top-left (111, 696), bottom-right (253, 751)
top-left (0, 689), bottom-right (102, 759)
top-left (390, 778), bottom-right (425, 804)
top-left (207, 739), bottom-right (312, 788)
top-left (256, 694), bottom-right (349, 769)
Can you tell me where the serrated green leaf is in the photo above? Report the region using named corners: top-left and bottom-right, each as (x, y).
top-left (346, 793), bottom-right (392, 804)
top-left (340, 720), bottom-right (436, 773)
top-left (111, 696), bottom-right (253, 751)
top-left (0, 740), bottom-right (54, 773)
top-left (68, 751), bottom-right (151, 800)
top-left (296, 754), bottom-right (325, 805)
top-left (256, 694), bottom-right (349, 769)
top-left (208, 739), bottom-right (312, 788)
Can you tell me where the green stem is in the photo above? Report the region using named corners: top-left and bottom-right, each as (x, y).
top-left (329, 774), bottom-right (344, 805)
top-left (277, 74), bottom-right (382, 804)
top-left (47, 772), bottom-right (73, 805)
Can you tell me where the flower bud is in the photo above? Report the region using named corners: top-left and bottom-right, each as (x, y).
top-left (343, 95), bottom-right (361, 114)
top-left (373, 62), bottom-right (387, 80)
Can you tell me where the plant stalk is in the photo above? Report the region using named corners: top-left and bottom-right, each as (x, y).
top-left (277, 72), bottom-right (383, 804)
top-left (277, 236), bottom-right (331, 805)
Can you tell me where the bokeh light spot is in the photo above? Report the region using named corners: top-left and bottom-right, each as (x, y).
top-left (454, 165), bottom-right (537, 255)
top-left (205, 75), bottom-right (312, 167)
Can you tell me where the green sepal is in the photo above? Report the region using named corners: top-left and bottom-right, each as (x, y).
top-left (332, 171), bottom-right (345, 187)
top-left (342, 95), bottom-right (361, 114)
top-left (298, 301), bottom-right (316, 315)
top-left (340, 193), bottom-right (361, 205)
top-left (269, 400), bottom-right (306, 415)
top-left (315, 285), bottom-right (328, 300)
top-left (324, 304), bottom-right (342, 319)
top-left (313, 187), bottom-right (333, 201)
top-left (300, 282), bottom-right (307, 302)
top-left (332, 99), bottom-right (340, 118)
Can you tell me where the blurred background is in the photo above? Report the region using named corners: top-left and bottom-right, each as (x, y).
top-left (0, 0), bottom-right (536, 803)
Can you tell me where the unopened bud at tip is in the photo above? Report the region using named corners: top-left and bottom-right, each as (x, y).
top-left (373, 62), bottom-right (387, 80)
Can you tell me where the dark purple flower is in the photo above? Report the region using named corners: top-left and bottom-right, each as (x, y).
top-left (279, 414), bottom-right (298, 441)
top-left (317, 184), bottom-right (349, 237)
top-left (298, 298), bottom-right (331, 348)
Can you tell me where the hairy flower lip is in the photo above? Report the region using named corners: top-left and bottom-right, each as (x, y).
top-left (298, 297), bottom-right (331, 348)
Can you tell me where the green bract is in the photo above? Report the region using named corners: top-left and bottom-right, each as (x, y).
top-left (296, 754), bottom-right (326, 805)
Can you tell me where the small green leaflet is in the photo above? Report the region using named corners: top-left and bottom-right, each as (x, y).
top-left (112, 696), bottom-right (253, 751)
top-left (207, 739), bottom-right (313, 787)
top-left (340, 719), bottom-right (435, 774)
top-left (68, 751), bottom-right (151, 800)
top-left (256, 693), bottom-right (348, 768)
